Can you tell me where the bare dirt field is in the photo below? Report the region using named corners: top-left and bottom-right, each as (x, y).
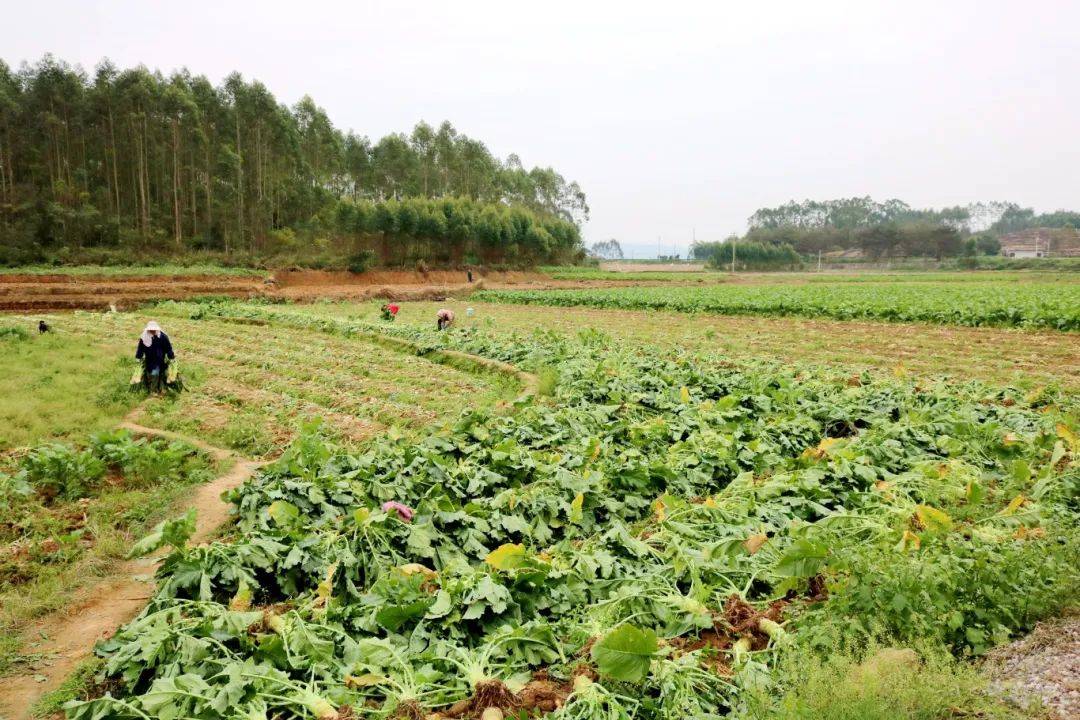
top-left (0, 269), bottom-right (693, 310)
top-left (0, 274), bottom-right (266, 311)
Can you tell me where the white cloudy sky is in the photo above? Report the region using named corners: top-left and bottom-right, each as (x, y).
top-left (6, 1), bottom-right (1079, 257)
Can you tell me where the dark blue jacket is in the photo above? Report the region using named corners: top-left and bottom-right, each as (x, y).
top-left (135, 332), bottom-right (175, 370)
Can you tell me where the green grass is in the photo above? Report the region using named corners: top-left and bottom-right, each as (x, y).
top-left (539, 265), bottom-right (719, 282)
top-left (743, 642), bottom-right (1041, 719)
top-left (0, 264), bottom-right (266, 276)
top-left (0, 320), bottom-right (139, 450)
top-left (477, 279), bottom-right (1080, 330)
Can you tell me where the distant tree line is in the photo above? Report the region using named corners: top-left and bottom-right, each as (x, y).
top-left (690, 239), bottom-right (802, 270)
top-left (691, 197), bottom-right (1080, 263)
top-left (0, 55), bottom-right (587, 266)
top-left (589, 239), bottom-right (623, 260)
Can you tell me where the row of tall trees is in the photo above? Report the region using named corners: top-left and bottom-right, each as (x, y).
top-left (689, 240), bottom-right (802, 270)
top-left (334, 197), bottom-right (580, 266)
top-left (0, 55), bottom-right (588, 265)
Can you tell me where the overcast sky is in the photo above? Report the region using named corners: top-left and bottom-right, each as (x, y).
top-left (7, 1), bottom-right (1079, 257)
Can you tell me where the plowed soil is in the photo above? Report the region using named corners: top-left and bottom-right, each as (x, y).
top-left (0, 269), bottom-right (685, 311)
top-left (0, 274), bottom-right (265, 311)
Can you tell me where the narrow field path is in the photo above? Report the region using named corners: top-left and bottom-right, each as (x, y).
top-left (0, 423), bottom-right (266, 720)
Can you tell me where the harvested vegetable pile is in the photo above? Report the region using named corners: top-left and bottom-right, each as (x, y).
top-left (67, 309), bottom-right (1079, 719)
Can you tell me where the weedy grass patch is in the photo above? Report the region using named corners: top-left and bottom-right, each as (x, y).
top-left (0, 320), bottom-right (138, 450)
top-left (0, 430), bottom-right (216, 672)
top-left (59, 303), bottom-right (1079, 719)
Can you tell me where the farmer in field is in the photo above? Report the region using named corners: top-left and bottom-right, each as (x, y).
top-left (135, 320), bottom-right (175, 393)
top-left (436, 308), bottom-right (455, 330)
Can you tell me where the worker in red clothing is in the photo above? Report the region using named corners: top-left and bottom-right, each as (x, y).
top-left (381, 303), bottom-right (400, 322)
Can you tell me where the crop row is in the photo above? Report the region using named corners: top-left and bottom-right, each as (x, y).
top-left (65, 306), bottom-right (1079, 719)
top-left (476, 281), bottom-right (1080, 330)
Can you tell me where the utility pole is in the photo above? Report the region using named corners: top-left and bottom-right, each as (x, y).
top-left (731, 240), bottom-right (736, 274)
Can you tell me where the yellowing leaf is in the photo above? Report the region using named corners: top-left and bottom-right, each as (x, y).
top-left (353, 507), bottom-right (370, 524)
top-left (345, 674), bottom-right (386, 688)
top-left (398, 563), bottom-right (435, 577)
top-left (1002, 432), bottom-right (1019, 447)
top-left (315, 563), bottom-right (338, 607)
top-left (703, 497), bottom-right (718, 508)
top-left (1056, 423), bottom-right (1078, 451)
top-left (915, 505), bottom-right (953, 533)
top-left (569, 493), bottom-right (584, 524)
top-left (804, 436), bottom-right (841, 460)
top-left (896, 529), bottom-right (921, 551)
top-left (1013, 526), bottom-right (1045, 540)
top-left (679, 386), bottom-right (691, 403)
top-left (893, 364), bottom-right (908, 378)
top-left (999, 494), bottom-right (1026, 516)
top-left (744, 534), bottom-right (768, 554)
top-left (485, 543), bottom-right (526, 571)
top-left (652, 497), bottom-right (667, 522)
top-left (229, 580), bottom-right (252, 611)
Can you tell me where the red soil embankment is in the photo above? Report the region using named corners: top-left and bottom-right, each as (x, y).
top-left (272, 269), bottom-right (543, 287)
top-left (0, 275), bottom-right (265, 311)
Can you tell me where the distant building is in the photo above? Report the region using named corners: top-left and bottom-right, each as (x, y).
top-left (999, 228), bottom-right (1080, 258)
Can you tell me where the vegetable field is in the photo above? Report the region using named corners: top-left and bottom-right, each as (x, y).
top-left (58, 303), bottom-right (1078, 720)
top-left (476, 278), bottom-right (1080, 330)
top-left (53, 311), bottom-right (515, 456)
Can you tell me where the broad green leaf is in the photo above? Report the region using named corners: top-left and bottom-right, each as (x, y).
top-left (127, 508), bottom-right (196, 558)
top-left (773, 538), bottom-right (828, 577)
top-left (591, 624), bottom-right (657, 683)
top-left (267, 500), bottom-right (299, 526)
top-left (425, 589), bottom-right (453, 619)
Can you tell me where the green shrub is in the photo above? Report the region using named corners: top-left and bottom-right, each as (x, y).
top-left (347, 249), bottom-right (377, 273)
top-left (19, 444), bottom-right (106, 502)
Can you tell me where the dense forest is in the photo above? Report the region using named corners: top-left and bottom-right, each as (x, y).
top-left (691, 197), bottom-right (1080, 268)
top-left (0, 56), bottom-right (587, 266)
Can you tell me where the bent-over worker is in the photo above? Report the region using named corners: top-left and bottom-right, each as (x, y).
top-left (135, 320), bottom-right (175, 393)
top-left (436, 308), bottom-right (455, 331)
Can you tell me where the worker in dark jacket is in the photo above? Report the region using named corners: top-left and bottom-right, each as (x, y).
top-left (135, 320), bottom-right (175, 392)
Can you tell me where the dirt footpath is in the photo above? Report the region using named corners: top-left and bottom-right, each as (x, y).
top-left (0, 421), bottom-right (265, 720)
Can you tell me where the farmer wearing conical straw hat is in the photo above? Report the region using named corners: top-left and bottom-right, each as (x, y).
top-left (135, 320), bottom-right (175, 393)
